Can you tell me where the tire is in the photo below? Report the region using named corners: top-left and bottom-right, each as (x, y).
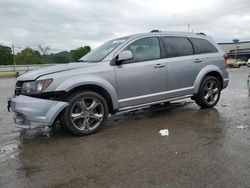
top-left (194, 76), bottom-right (221, 108)
top-left (59, 112), bottom-right (70, 132)
top-left (62, 91), bottom-right (108, 136)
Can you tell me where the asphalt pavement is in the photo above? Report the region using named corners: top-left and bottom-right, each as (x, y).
top-left (0, 67), bottom-right (249, 188)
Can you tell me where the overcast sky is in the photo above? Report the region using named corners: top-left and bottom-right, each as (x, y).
top-left (0, 0), bottom-right (250, 52)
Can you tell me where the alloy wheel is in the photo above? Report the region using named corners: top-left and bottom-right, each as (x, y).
top-left (70, 97), bottom-right (104, 131)
top-left (203, 80), bottom-right (219, 105)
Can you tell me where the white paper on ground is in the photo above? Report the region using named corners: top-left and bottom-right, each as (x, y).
top-left (237, 125), bottom-right (249, 129)
top-left (0, 143), bottom-right (18, 153)
top-left (159, 129), bottom-right (169, 136)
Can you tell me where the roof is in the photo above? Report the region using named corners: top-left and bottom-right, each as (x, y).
top-left (121, 31), bottom-right (211, 41)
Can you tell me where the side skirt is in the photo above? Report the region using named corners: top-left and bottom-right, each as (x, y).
top-left (117, 94), bottom-right (193, 113)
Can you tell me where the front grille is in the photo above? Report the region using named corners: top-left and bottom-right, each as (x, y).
top-left (15, 81), bottom-right (23, 96)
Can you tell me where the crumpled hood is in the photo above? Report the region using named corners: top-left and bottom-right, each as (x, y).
top-left (18, 62), bottom-right (97, 81)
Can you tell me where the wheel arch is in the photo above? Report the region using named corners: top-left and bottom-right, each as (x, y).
top-left (66, 84), bottom-right (116, 114)
top-left (55, 76), bottom-right (119, 113)
top-left (204, 71), bottom-right (223, 89)
top-left (194, 65), bottom-right (223, 94)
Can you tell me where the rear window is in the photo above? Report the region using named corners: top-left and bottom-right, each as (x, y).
top-left (190, 38), bottom-right (218, 54)
top-left (162, 37), bottom-right (194, 58)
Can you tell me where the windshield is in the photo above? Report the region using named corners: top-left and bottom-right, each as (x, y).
top-left (79, 37), bottom-right (128, 62)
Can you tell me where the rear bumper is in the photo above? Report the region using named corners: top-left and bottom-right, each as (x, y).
top-left (223, 78), bottom-right (229, 89)
top-left (9, 95), bottom-right (68, 129)
top-left (222, 69), bottom-right (229, 89)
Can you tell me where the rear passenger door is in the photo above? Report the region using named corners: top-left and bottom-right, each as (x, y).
top-left (161, 36), bottom-right (203, 98)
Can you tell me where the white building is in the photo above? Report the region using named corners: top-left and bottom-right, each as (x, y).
top-left (218, 41), bottom-right (250, 61)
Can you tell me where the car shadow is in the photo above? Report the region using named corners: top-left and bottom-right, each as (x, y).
top-left (17, 99), bottom-right (222, 140)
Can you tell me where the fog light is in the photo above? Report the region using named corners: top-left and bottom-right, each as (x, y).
top-left (14, 113), bottom-right (30, 125)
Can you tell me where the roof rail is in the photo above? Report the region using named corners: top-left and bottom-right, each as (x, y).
top-left (196, 32), bottom-right (206, 36)
top-left (150, 30), bottom-right (161, 33)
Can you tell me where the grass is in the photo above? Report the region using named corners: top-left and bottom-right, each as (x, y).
top-left (0, 72), bottom-right (17, 77)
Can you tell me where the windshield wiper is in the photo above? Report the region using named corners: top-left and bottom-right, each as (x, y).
top-left (78, 60), bottom-right (99, 63)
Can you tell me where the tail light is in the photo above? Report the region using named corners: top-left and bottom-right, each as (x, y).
top-left (223, 53), bottom-right (228, 66)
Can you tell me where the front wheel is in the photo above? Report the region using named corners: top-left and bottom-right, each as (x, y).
top-left (194, 76), bottom-right (221, 108)
top-left (62, 91), bottom-right (108, 136)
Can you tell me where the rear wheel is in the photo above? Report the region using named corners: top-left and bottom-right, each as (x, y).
top-left (62, 91), bottom-right (108, 136)
top-left (194, 76), bottom-right (221, 108)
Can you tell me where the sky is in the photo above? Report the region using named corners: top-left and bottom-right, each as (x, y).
top-left (0, 0), bottom-right (250, 53)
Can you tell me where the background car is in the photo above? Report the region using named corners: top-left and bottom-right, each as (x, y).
top-left (237, 59), bottom-right (247, 66)
top-left (247, 58), bottom-right (250, 67)
top-left (226, 59), bottom-right (246, 68)
top-left (227, 59), bottom-right (239, 68)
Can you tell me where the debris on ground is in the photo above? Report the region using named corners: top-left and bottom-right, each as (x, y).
top-left (237, 125), bottom-right (249, 129)
top-left (0, 143), bottom-right (18, 153)
top-left (159, 129), bottom-right (169, 136)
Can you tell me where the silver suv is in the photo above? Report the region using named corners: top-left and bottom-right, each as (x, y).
top-left (8, 31), bottom-right (229, 136)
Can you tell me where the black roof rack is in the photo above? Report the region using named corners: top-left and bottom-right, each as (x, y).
top-left (196, 32), bottom-right (206, 36)
top-left (150, 30), bottom-right (160, 33)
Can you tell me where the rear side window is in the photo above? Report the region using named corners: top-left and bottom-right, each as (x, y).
top-left (162, 37), bottom-right (194, 58)
top-left (190, 38), bottom-right (218, 54)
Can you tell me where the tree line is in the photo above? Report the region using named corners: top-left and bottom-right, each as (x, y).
top-left (0, 44), bottom-right (91, 65)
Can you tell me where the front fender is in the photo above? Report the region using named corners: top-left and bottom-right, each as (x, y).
top-left (194, 65), bottom-right (223, 93)
top-left (55, 75), bottom-right (119, 110)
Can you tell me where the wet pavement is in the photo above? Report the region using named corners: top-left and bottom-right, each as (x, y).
top-left (0, 67), bottom-right (250, 188)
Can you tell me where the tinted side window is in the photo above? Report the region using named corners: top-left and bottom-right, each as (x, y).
top-left (124, 37), bottom-right (160, 63)
top-left (190, 38), bottom-right (218, 54)
top-left (162, 37), bottom-right (194, 58)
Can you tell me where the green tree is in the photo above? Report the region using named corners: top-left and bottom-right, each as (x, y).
top-left (15, 48), bottom-right (45, 64)
top-left (0, 45), bottom-right (13, 65)
top-left (70, 46), bottom-right (91, 61)
top-left (38, 45), bottom-right (51, 56)
top-left (46, 51), bottom-right (73, 64)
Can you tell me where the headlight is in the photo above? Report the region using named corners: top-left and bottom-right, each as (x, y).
top-left (21, 79), bottom-right (53, 94)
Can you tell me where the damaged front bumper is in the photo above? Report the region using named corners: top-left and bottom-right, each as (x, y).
top-left (8, 95), bottom-right (68, 129)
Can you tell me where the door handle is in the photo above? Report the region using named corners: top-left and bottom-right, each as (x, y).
top-left (154, 64), bottom-right (165, 68)
top-left (194, 59), bottom-right (202, 63)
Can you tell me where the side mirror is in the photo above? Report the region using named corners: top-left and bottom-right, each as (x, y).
top-left (116, 50), bottom-right (133, 65)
